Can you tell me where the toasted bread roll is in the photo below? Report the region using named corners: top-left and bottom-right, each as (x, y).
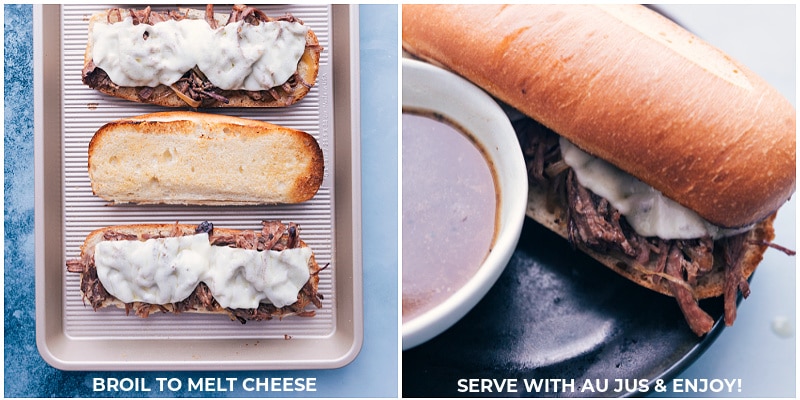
top-left (88, 111), bottom-right (324, 205)
top-left (403, 4), bottom-right (795, 229)
top-left (82, 5), bottom-right (322, 108)
top-left (65, 221), bottom-right (322, 322)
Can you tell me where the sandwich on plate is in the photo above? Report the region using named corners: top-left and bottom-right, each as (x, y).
top-left (403, 4), bottom-right (796, 336)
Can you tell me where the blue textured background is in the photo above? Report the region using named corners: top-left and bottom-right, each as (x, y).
top-left (5, 4), bottom-right (39, 395)
top-left (4, 4), bottom-right (398, 397)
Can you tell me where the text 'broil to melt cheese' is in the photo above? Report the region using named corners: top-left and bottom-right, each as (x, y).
top-left (90, 17), bottom-right (308, 90)
top-left (93, 233), bottom-right (312, 309)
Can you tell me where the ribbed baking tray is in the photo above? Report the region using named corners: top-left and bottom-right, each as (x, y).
top-left (34, 4), bottom-right (362, 370)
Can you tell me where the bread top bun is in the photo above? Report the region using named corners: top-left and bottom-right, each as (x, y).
top-left (83, 6), bottom-right (321, 108)
top-left (402, 4), bottom-right (796, 228)
top-left (88, 111), bottom-right (324, 205)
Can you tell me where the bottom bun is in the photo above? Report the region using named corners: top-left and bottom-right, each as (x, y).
top-left (526, 183), bottom-right (775, 300)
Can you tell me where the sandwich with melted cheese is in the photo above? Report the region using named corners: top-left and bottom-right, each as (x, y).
top-left (403, 4), bottom-right (796, 335)
top-left (88, 111), bottom-right (324, 205)
top-left (65, 221), bottom-right (323, 322)
top-left (81, 4), bottom-right (322, 107)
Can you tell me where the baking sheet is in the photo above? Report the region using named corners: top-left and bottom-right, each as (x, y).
top-left (34, 4), bottom-right (362, 370)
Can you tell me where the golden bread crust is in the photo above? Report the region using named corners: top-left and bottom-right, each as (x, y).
top-left (402, 4), bottom-right (795, 228)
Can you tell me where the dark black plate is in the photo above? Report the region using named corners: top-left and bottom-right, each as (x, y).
top-left (402, 218), bottom-right (725, 398)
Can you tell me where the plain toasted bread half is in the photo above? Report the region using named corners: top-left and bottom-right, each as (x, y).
top-left (88, 111), bottom-right (324, 205)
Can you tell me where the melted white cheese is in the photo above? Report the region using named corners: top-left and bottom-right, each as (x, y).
top-left (93, 233), bottom-right (312, 309)
top-left (90, 17), bottom-right (308, 90)
top-left (559, 137), bottom-right (748, 240)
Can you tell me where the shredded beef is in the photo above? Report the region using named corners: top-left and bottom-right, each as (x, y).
top-left (678, 238), bottom-right (714, 284)
top-left (81, 61), bottom-right (117, 90)
top-left (565, 170), bottom-right (638, 258)
top-left (80, 264), bottom-right (109, 310)
top-left (752, 239), bottom-right (796, 256)
top-left (722, 233), bottom-right (749, 326)
top-left (665, 245), bottom-right (715, 335)
top-left (261, 220), bottom-right (287, 250)
top-left (112, 6), bottom-right (183, 26)
top-left (204, 6), bottom-right (218, 28)
top-left (227, 4), bottom-right (270, 25)
top-left (65, 258), bottom-right (85, 273)
top-left (103, 231), bottom-right (138, 241)
top-left (514, 118), bottom-right (561, 185)
top-left (173, 69), bottom-right (230, 105)
top-left (174, 282), bottom-right (217, 313)
top-left (515, 117), bottom-right (761, 336)
top-left (128, 6), bottom-right (151, 25)
top-left (287, 224), bottom-right (299, 249)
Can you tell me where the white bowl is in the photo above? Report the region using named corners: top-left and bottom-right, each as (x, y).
top-left (402, 59), bottom-right (528, 350)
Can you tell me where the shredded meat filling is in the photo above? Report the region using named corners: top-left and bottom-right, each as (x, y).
top-left (81, 5), bottom-right (311, 106)
top-left (565, 170), bottom-right (638, 259)
top-left (516, 118), bottom-right (760, 336)
top-left (65, 221), bottom-right (321, 323)
top-left (722, 233), bottom-right (750, 326)
top-left (665, 245), bottom-right (715, 335)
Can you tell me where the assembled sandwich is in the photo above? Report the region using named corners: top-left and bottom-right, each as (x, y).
top-left (403, 4), bottom-right (796, 335)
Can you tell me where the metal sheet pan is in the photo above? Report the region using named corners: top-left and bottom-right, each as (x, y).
top-left (34, 4), bottom-right (363, 371)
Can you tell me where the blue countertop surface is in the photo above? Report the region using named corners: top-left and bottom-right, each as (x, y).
top-left (4, 4), bottom-right (398, 398)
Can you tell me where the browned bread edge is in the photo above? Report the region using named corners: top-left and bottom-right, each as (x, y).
top-left (402, 4), bottom-right (796, 228)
